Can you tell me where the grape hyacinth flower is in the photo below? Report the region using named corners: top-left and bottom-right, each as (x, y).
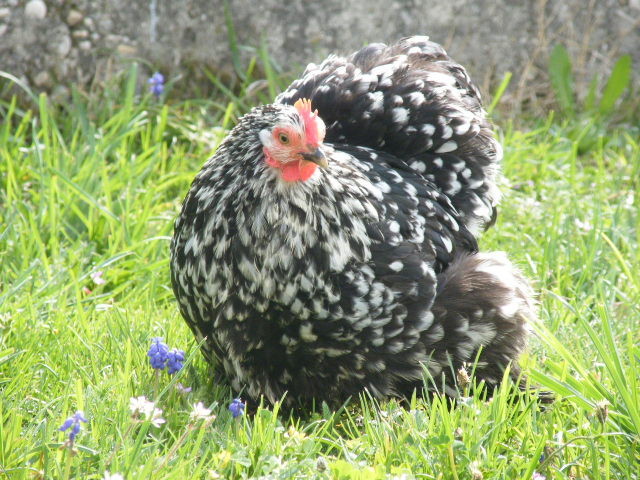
top-left (148, 72), bottom-right (164, 98)
top-left (166, 348), bottom-right (184, 375)
top-left (229, 398), bottom-right (245, 418)
top-left (147, 337), bottom-right (169, 370)
top-left (148, 337), bottom-right (169, 398)
top-left (59, 410), bottom-right (87, 445)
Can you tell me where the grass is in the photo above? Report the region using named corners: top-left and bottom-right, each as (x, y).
top-left (0, 61), bottom-right (639, 479)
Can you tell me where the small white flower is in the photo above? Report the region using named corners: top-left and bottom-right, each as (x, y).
top-left (190, 401), bottom-right (215, 423)
top-left (128, 396), bottom-right (164, 426)
top-left (148, 407), bottom-right (166, 428)
top-left (91, 270), bottom-right (106, 285)
top-left (574, 218), bottom-right (593, 232)
top-left (129, 396), bottom-right (154, 416)
top-left (102, 471), bottom-right (124, 480)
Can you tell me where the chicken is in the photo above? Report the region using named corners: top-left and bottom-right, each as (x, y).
top-left (170, 36), bottom-right (535, 406)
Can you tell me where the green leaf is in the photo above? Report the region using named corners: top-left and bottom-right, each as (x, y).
top-left (584, 74), bottom-right (599, 111)
top-left (548, 44), bottom-right (575, 116)
top-left (487, 71), bottom-right (512, 115)
top-left (223, 0), bottom-right (245, 81)
top-left (599, 55), bottom-right (631, 114)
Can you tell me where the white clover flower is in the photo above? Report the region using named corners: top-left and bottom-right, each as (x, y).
top-left (91, 270), bottom-right (106, 285)
top-left (128, 396), bottom-right (164, 427)
top-left (129, 396), bottom-right (154, 416)
top-left (102, 471), bottom-right (124, 480)
top-left (148, 407), bottom-right (166, 428)
top-left (190, 401), bottom-right (215, 423)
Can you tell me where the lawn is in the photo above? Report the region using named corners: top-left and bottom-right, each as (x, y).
top-left (0, 63), bottom-right (639, 479)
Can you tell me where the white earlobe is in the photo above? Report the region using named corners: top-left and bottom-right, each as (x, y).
top-left (316, 116), bottom-right (326, 142)
top-left (259, 129), bottom-right (272, 147)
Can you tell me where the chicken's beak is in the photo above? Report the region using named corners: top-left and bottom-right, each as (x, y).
top-left (300, 147), bottom-right (328, 169)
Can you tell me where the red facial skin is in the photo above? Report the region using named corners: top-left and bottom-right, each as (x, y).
top-left (264, 99), bottom-right (325, 182)
top-left (263, 126), bottom-right (319, 182)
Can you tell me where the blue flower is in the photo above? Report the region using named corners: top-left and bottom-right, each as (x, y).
top-left (229, 398), bottom-right (245, 418)
top-left (147, 337), bottom-right (169, 370)
top-left (147, 72), bottom-right (164, 98)
top-left (166, 348), bottom-right (184, 375)
top-left (59, 410), bottom-right (87, 443)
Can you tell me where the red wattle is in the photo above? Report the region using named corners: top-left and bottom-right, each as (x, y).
top-left (298, 161), bottom-right (317, 181)
top-left (281, 161), bottom-right (301, 181)
top-left (280, 161), bottom-right (317, 182)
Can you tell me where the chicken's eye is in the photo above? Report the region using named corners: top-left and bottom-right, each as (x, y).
top-left (278, 133), bottom-right (289, 144)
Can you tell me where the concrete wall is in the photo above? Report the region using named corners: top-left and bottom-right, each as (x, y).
top-left (1, 0), bottom-right (639, 106)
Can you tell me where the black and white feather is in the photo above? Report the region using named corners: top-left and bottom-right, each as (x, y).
top-left (276, 36), bottom-right (502, 235)
top-left (170, 37), bottom-right (534, 406)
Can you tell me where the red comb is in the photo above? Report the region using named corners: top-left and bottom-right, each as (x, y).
top-left (294, 98), bottom-right (320, 145)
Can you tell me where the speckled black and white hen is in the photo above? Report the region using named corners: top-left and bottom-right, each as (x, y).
top-left (170, 36), bottom-right (535, 406)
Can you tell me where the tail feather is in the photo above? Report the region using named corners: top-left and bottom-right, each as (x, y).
top-left (428, 251), bottom-right (535, 393)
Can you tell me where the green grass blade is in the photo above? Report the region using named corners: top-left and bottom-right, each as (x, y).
top-left (599, 55), bottom-right (631, 114)
top-left (548, 44), bottom-right (575, 116)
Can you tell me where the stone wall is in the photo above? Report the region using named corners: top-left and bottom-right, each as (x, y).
top-left (1, 0), bottom-right (639, 105)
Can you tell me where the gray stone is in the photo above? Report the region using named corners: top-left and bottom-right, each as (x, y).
top-left (0, 24), bottom-right (7, 37)
top-left (66, 9), bottom-right (84, 26)
top-left (24, 0), bottom-right (46, 20)
top-left (0, 0), bottom-right (638, 108)
top-left (116, 44), bottom-right (136, 55)
top-left (105, 34), bottom-right (123, 47)
top-left (72, 29), bottom-right (89, 39)
top-left (51, 85), bottom-right (70, 102)
top-left (34, 70), bottom-right (51, 88)
top-left (50, 27), bottom-right (72, 58)
top-left (0, 7), bottom-right (11, 19)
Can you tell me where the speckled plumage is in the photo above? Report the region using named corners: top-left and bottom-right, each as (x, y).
top-left (170, 37), bottom-right (535, 406)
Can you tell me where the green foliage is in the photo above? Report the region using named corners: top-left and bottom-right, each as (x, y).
top-left (486, 72), bottom-right (512, 116)
top-left (549, 45), bottom-right (575, 116)
top-left (547, 45), bottom-right (634, 155)
top-left (0, 61), bottom-right (639, 479)
top-left (548, 44), bottom-right (631, 118)
top-left (222, 0), bottom-right (244, 82)
top-left (599, 55), bottom-right (631, 115)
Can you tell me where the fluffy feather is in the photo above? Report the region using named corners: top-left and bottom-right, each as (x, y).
top-left (170, 37), bottom-right (535, 406)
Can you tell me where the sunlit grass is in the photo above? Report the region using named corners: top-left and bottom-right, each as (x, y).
top-left (0, 65), bottom-right (638, 479)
